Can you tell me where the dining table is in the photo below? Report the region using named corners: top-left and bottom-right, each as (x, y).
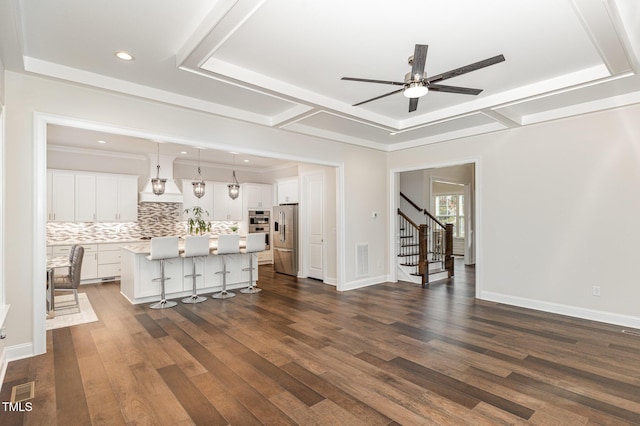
top-left (46, 256), bottom-right (71, 318)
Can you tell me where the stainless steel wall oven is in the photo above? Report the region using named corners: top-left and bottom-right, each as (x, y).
top-left (248, 210), bottom-right (270, 249)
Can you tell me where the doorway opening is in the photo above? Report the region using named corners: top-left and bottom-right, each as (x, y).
top-left (390, 160), bottom-right (480, 296)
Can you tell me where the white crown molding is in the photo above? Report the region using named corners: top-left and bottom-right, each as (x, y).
top-left (387, 122), bottom-right (507, 152)
top-left (282, 122), bottom-right (391, 152)
top-left (570, 0), bottom-right (633, 75)
top-left (521, 87), bottom-right (640, 125)
top-left (23, 57), bottom-right (271, 126)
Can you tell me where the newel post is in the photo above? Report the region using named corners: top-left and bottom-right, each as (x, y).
top-left (418, 224), bottom-right (429, 287)
top-left (445, 223), bottom-right (454, 277)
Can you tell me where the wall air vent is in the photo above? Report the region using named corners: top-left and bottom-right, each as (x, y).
top-left (356, 243), bottom-right (369, 277)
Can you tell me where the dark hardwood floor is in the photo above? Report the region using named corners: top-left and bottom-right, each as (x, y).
top-left (3, 259), bottom-right (640, 425)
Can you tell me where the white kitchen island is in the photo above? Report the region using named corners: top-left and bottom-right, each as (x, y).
top-left (119, 237), bottom-right (259, 304)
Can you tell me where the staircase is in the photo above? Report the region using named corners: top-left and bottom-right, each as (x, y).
top-left (397, 193), bottom-right (453, 286)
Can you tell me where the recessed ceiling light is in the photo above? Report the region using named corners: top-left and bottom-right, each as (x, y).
top-left (97, 140), bottom-right (107, 144)
top-left (114, 51), bottom-right (134, 61)
top-left (181, 151), bottom-right (187, 155)
top-left (389, 132), bottom-right (397, 136)
top-left (229, 151), bottom-right (239, 155)
top-left (243, 159), bottom-right (249, 163)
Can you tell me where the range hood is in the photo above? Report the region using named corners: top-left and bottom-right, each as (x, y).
top-left (140, 154), bottom-right (183, 203)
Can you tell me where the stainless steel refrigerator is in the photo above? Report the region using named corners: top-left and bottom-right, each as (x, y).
top-left (273, 204), bottom-right (298, 276)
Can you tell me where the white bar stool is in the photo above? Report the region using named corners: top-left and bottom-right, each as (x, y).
top-left (211, 234), bottom-right (240, 299)
top-left (181, 235), bottom-right (210, 304)
top-left (147, 236), bottom-right (179, 309)
top-left (240, 233), bottom-right (266, 294)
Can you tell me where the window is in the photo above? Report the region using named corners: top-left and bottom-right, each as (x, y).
top-left (435, 194), bottom-right (464, 238)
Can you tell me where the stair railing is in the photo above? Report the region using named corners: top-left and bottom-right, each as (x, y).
top-left (399, 192), bottom-right (454, 280)
top-left (397, 209), bottom-right (427, 286)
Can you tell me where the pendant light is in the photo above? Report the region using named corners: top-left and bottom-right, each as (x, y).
top-left (227, 154), bottom-right (240, 200)
top-left (151, 142), bottom-right (167, 196)
top-left (192, 149), bottom-right (205, 198)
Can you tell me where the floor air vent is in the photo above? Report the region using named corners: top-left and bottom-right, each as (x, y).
top-left (356, 243), bottom-right (369, 277)
top-left (11, 381), bottom-right (35, 403)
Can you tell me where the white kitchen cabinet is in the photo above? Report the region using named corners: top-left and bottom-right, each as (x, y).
top-left (97, 243), bottom-right (123, 278)
top-left (48, 171), bottom-right (76, 221)
top-left (50, 244), bottom-right (72, 275)
top-left (277, 178), bottom-right (298, 204)
top-left (74, 174), bottom-right (97, 222)
top-left (117, 175), bottom-right (138, 221)
top-left (96, 174), bottom-right (138, 221)
top-left (49, 244), bottom-right (97, 280)
top-left (245, 183), bottom-right (273, 210)
top-left (81, 244), bottom-right (98, 280)
top-left (258, 249), bottom-right (273, 264)
top-left (134, 255), bottom-right (184, 298)
top-left (181, 179), bottom-right (214, 220)
top-left (120, 247), bottom-right (256, 304)
top-left (213, 182), bottom-right (243, 221)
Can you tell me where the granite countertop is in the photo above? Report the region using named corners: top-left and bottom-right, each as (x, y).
top-left (47, 238), bottom-right (147, 247)
top-left (121, 236), bottom-right (247, 255)
top-left (47, 234), bottom-right (248, 247)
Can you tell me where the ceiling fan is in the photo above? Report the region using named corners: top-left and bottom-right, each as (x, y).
top-left (341, 44), bottom-right (505, 112)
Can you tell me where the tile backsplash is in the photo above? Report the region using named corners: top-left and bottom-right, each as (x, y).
top-left (47, 202), bottom-right (238, 243)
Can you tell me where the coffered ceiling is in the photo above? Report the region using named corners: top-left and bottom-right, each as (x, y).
top-left (2, 0), bottom-right (640, 151)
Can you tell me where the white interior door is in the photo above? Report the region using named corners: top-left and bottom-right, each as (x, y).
top-left (307, 173), bottom-right (324, 280)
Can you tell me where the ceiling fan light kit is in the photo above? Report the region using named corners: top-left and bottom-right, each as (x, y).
top-left (403, 82), bottom-right (429, 98)
top-left (342, 44), bottom-right (505, 112)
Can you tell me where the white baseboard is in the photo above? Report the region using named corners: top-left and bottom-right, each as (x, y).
top-left (5, 342), bottom-right (35, 362)
top-left (0, 342), bottom-right (36, 393)
top-left (342, 275), bottom-right (389, 291)
top-left (0, 347), bottom-right (7, 392)
top-left (323, 277), bottom-right (337, 286)
top-left (481, 291), bottom-right (640, 329)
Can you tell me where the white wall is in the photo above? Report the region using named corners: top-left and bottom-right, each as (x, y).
top-left (389, 103), bottom-right (640, 327)
top-left (3, 71), bottom-right (388, 358)
top-left (0, 58), bottom-right (6, 376)
top-left (0, 57), bottom-right (5, 104)
top-left (399, 170), bottom-right (426, 226)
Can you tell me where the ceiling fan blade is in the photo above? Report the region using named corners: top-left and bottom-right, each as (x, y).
top-left (427, 54), bottom-right (505, 84)
top-left (408, 97), bottom-right (419, 112)
top-left (428, 84), bottom-right (483, 95)
top-left (353, 88), bottom-right (404, 106)
top-left (411, 44), bottom-right (428, 77)
top-left (341, 77), bottom-right (404, 86)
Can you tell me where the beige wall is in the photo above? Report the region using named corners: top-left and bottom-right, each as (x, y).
top-left (0, 60), bottom-right (6, 364)
top-left (4, 71), bottom-right (389, 357)
top-left (389, 103), bottom-right (640, 326)
top-left (0, 57), bottom-right (5, 104)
